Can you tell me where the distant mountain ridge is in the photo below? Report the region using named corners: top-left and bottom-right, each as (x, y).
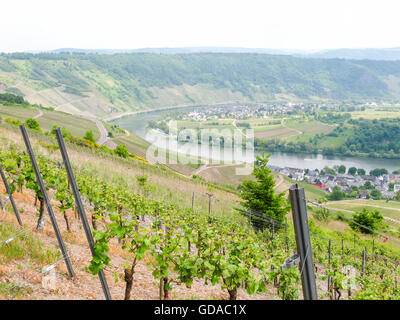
top-left (306, 48), bottom-right (400, 61)
top-left (49, 47), bottom-right (309, 55)
top-left (48, 47), bottom-right (400, 60)
top-left (1, 52), bottom-right (400, 118)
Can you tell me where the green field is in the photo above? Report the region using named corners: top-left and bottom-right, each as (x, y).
top-left (285, 119), bottom-right (336, 136)
top-left (0, 104), bottom-right (38, 121)
top-left (350, 107), bottom-right (400, 120)
top-left (325, 199), bottom-right (400, 221)
top-left (0, 104), bottom-right (100, 140)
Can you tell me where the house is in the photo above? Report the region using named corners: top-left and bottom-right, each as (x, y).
top-left (280, 167), bottom-right (305, 181)
top-left (323, 180), bottom-right (336, 192)
top-left (382, 191), bottom-right (395, 199)
top-left (304, 170), bottom-right (319, 183)
top-left (339, 186), bottom-right (352, 194)
top-left (394, 184), bottom-right (400, 193)
top-left (388, 174), bottom-right (400, 183)
top-left (320, 174), bottom-right (335, 184)
top-left (268, 165), bottom-right (281, 173)
top-left (357, 190), bottom-right (369, 199)
top-left (376, 184), bottom-right (389, 193)
top-left (292, 171), bottom-right (305, 181)
top-left (348, 176), bottom-right (364, 188)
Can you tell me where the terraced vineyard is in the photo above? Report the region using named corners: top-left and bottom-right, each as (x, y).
top-left (0, 123), bottom-right (399, 300)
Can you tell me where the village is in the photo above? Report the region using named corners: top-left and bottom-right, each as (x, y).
top-left (269, 165), bottom-right (400, 200)
top-left (177, 102), bottom-right (326, 121)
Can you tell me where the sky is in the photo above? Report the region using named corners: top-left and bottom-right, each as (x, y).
top-left (1, 0), bottom-right (400, 52)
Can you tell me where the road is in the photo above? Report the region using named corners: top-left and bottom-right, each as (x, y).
top-left (231, 119), bottom-right (252, 138)
top-left (189, 162), bottom-right (240, 178)
top-left (33, 108), bottom-right (43, 119)
top-left (53, 107), bottom-right (112, 147)
top-left (281, 117), bottom-right (302, 138)
top-left (86, 115), bottom-right (109, 145)
top-left (274, 174), bottom-right (284, 190)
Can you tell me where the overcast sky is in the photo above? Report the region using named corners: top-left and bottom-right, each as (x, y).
top-left (1, 0), bottom-right (400, 52)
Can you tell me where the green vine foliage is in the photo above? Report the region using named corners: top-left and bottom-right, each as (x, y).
top-left (0, 142), bottom-right (400, 300)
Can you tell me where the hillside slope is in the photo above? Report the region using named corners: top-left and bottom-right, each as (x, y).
top-left (1, 53), bottom-right (400, 118)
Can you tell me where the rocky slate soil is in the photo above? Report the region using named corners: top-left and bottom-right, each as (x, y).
top-left (0, 186), bottom-right (280, 300)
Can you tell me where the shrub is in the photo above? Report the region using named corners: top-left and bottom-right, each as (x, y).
top-left (328, 187), bottom-right (346, 201)
top-left (114, 145), bottom-right (129, 158)
top-left (5, 117), bottom-right (22, 126)
top-left (25, 118), bottom-right (41, 131)
top-left (350, 208), bottom-right (384, 234)
top-left (83, 130), bottom-right (96, 143)
top-left (312, 208), bottom-right (331, 223)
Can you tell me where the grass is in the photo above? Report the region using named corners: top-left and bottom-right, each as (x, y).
top-left (0, 104), bottom-right (38, 121)
top-left (350, 107), bottom-right (400, 120)
top-left (0, 282), bottom-right (33, 299)
top-left (37, 110), bottom-right (100, 140)
top-left (0, 104), bottom-right (100, 140)
top-left (0, 221), bottom-right (59, 265)
top-left (253, 124), bottom-right (284, 133)
top-left (0, 123), bottom-right (246, 226)
top-left (325, 199), bottom-right (400, 221)
top-left (285, 119), bottom-right (335, 135)
top-left (196, 163), bottom-right (254, 187)
top-left (280, 175), bottom-right (327, 201)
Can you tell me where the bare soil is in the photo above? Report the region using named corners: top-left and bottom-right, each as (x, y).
top-left (0, 187), bottom-right (279, 300)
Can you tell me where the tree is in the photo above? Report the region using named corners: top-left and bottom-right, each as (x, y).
top-left (348, 167), bottom-right (357, 176)
top-left (114, 145), bottom-right (129, 158)
top-left (370, 189), bottom-right (381, 200)
top-left (357, 168), bottom-right (366, 176)
top-left (364, 181), bottom-right (373, 189)
top-left (328, 187), bottom-right (346, 201)
top-left (25, 118), bottom-right (40, 131)
top-left (83, 130), bottom-right (96, 143)
top-left (370, 168), bottom-right (388, 177)
top-left (237, 153), bottom-right (288, 227)
top-left (350, 208), bottom-right (383, 234)
top-left (51, 125), bottom-right (71, 137)
top-left (323, 166), bottom-right (336, 176)
top-left (312, 208), bottom-right (331, 223)
top-left (338, 165), bottom-right (346, 174)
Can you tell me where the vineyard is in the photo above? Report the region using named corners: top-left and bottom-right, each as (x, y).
top-left (0, 123), bottom-right (400, 300)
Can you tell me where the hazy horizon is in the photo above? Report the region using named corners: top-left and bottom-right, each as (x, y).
top-left (2, 0), bottom-right (400, 53)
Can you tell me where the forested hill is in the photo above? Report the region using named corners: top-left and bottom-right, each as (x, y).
top-left (1, 52), bottom-right (400, 118)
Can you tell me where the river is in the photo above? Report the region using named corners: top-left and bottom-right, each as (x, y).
top-left (111, 108), bottom-right (400, 173)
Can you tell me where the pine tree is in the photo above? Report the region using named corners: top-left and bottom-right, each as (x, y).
top-left (237, 153), bottom-right (288, 229)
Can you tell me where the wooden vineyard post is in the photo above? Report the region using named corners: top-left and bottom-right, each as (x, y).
top-left (271, 220), bottom-right (275, 241)
top-left (328, 239), bottom-right (332, 298)
top-left (20, 124), bottom-right (76, 280)
top-left (289, 184), bottom-right (318, 300)
top-left (55, 128), bottom-right (112, 300)
top-left (341, 239), bottom-right (344, 256)
top-left (0, 163), bottom-right (23, 226)
top-left (285, 217), bottom-right (289, 252)
top-left (206, 192), bottom-right (213, 221)
top-left (362, 250), bottom-right (366, 277)
top-left (248, 211), bottom-right (252, 231)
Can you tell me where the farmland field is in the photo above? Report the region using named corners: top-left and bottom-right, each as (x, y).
top-left (0, 104), bottom-right (100, 140)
